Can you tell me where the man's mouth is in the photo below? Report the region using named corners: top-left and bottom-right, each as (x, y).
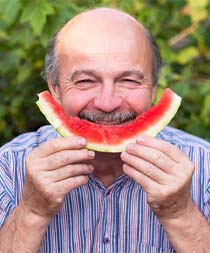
top-left (79, 110), bottom-right (137, 126)
top-left (86, 119), bottom-right (132, 126)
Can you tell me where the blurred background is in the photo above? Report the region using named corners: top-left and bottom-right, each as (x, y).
top-left (0, 0), bottom-right (210, 146)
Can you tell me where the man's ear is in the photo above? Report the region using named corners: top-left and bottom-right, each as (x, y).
top-left (48, 80), bottom-right (62, 105)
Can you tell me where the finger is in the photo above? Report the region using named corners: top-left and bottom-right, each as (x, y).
top-left (55, 175), bottom-right (89, 193)
top-left (50, 164), bottom-right (94, 182)
top-left (121, 151), bottom-right (168, 184)
top-left (136, 135), bottom-right (188, 163)
top-left (125, 143), bottom-right (176, 174)
top-left (33, 136), bottom-right (87, 157)
top-left (123, 164), bottom-right (158, 192)
top-left (46, 149), bottom-right (95, 171)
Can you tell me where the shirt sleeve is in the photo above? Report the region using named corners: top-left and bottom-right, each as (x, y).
top-left (0, 149), bottom-right (16, 228)
top-left (203, 150), bottom-right (210, 223)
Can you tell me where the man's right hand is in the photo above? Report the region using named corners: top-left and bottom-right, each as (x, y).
top-left (22, 136), bottom-right (95, 220)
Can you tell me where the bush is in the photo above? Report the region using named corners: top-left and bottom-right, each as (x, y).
top-left (0, 0), bottom-right (209, 146)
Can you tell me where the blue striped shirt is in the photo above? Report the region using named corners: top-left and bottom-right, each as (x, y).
top-left (0, 125), bottom-right (209, 253)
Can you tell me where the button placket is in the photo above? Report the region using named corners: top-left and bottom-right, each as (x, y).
top-left (102, 189), bottom-right (112, 246)
top-left (103, 232), bottom-right (110, 244)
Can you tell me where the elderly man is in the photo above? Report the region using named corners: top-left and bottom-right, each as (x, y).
top-left (0, 7), bottom-right (209, 253)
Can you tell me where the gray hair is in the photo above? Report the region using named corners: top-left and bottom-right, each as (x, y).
top-left (42, 33), bottom-right (59, 85)
top-left (146, 30), bottom-right (163, 85)
top-left (42, 26), bottom-right (163, 86)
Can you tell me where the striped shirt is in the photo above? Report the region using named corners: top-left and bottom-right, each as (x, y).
top-left (0, 125), bottom-right (209, 253)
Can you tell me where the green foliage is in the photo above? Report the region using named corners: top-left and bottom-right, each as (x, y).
top-left (0, 0), bottom-right (209, 145)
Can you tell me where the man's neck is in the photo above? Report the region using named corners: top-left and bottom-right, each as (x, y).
top-left (91, 152), bottom-right (124, 187)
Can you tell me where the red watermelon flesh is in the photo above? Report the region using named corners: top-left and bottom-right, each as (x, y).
top-left (36, 88), bottom-right (181, 152)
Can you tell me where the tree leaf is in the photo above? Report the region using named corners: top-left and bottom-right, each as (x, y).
top-left (176, 47), bottom-right (199, 64)
top-left (0, 29), bottom-right (8, 40)
top-left (201, 94), bottom-right (210, 124)
top-left (0, 0), bottom-right (21, 26)
top-left (17, 64), bottom-right (32, 83)
top-left (185, 0), bottom-right (208, 22)
top-left (20, 1), bottom-right (54, 35)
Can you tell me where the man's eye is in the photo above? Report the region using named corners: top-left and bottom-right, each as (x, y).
top-left (121, 79), bottom-right (139, 84)
top-left (76, 79), bottom-right (95, 84)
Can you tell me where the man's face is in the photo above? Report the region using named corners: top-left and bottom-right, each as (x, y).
top-left (49, 12), bottom-right (156, 126)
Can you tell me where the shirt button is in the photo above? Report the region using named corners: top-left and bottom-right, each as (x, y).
top-left (103, 236), bottom-right (110, 244)
top-left (105, 190), bottom-right (111, 196)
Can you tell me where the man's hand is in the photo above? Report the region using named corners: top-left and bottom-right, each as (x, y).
top-left (121, 135), bottom-right (194, 220)
top-left (22, 136), bottom-right (95, 220)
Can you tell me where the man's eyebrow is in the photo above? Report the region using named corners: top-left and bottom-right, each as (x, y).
top-left (68, 69), bottom-right (145, 82)
top-left (69, 70), bottom-right (100, 81)
top-left (117, 70), bottom-right (145, 80)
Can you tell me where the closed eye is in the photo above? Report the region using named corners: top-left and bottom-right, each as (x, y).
top-left (121, 79), bottom-right (141, 84)
top-left (122, 79), bottom-right (137, 82)
top-left (73, 78), bottom-right (98, 90)
top-left (75, 79), bottom-right (95, 84)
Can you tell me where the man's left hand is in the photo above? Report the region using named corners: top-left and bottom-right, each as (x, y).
top-left (121, 135), bottom-right (195, 220)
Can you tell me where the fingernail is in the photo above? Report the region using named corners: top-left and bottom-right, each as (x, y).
top-left (126, 143), bottom-right (134, 152)
top-left (136, 136), bottom-right (145, 143)
top-left (88, 164), bottom-right (94, 171)
top-left (121, 152), bottom-right (127, 159)
top-left (78, 137), bottom-right (86, 146)
top-left (88, 150), bottom-right (95, 158)
top-left (123, 164), bottom-right (130, 172)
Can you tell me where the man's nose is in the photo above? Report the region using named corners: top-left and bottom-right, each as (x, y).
top-left (93, 83), bottom-right (123, 112)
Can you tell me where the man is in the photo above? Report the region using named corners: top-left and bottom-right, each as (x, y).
top-left (0, 7), bottom-right (209, 253)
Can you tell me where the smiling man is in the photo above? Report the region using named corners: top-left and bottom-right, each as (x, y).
top-left (0, 8), bottom-right (210, 253)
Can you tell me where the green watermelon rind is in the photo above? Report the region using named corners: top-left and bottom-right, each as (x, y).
top-left (36, 90), bottom-right (181, 153)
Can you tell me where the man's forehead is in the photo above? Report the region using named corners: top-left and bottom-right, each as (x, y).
top-left (56, 8), bottom-right (147, 53)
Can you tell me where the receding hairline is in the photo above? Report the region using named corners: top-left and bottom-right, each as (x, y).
top-left (58, 7), bottom-right (145, 34)
top-left (57, 7), bottom-right (147, 44)
top-left (43, 7), bottom-right (163, 86)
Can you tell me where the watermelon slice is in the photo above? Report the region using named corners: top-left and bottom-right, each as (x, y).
top-left (36, 88), bottom-right (181, 153)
